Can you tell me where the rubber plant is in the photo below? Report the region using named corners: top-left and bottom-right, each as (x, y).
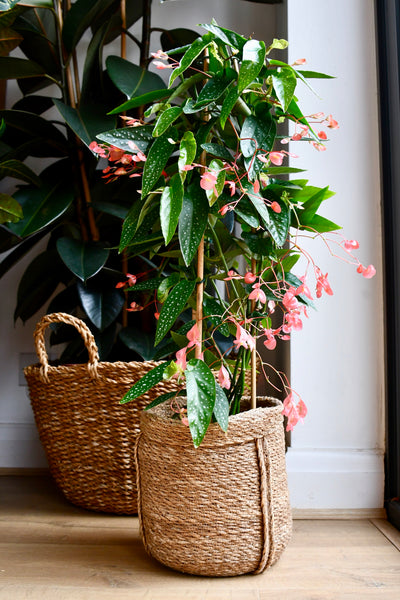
top-left (0, 0), bottom-right (198, 362)
top-left (87, 21), bottom-right (376, 446)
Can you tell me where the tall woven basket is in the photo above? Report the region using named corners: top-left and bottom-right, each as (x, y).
top-left (136, 398), bottom-right (292, 576)
top-left (24, 312), bottom-right (176, 514)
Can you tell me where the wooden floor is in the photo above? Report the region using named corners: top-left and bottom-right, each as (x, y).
top-left (0, 476), bottom-right (399, 600)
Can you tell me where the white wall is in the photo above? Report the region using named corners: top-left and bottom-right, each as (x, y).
top-left (286, 0), bottom-right (385, 509)
top-left (0, 0), bottom-right (385, 512)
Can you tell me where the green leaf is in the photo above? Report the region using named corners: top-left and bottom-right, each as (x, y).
top-left (0, 159), bottom-right (40, 186)
top-left (220, 86), bottom-right (239, 129)
top-left (300, 186), bottom-right (330, 220)
top-left (0, 26), bottom-right (22, 56)
top-left (62, 0), bottom-right (110, 54)
top-left (160, 174), bottom-right (183, 245)
top-left (200, 22), bottom-right (247, 51)
top-left (0, 56), bottom-right (45, 79)
top-left (157, 272), bottom-right (180, 303)
top-left (153, 106), bottom-right (182, 137)
top-left (120, 361), bottom-right (171, 404)
top-left (53, 100), bottom-right (116, 148)
top-left (144, 390), bottom-right (182, 411)
top-left (56, 238), bottom-right (109, 282)
top-left (271, 67), bottom-right (297, 112)
top-left (178, 182), bottom-right (209, 266)
top-left (106, 56), bottom-right (165, 99)
top-left (242, 181), bottom-right (270, 228)
top-left (203, 296), bottom-right (230, 337)
top-left (240, 112), bottom-right (276, 180)
top-left (266, 201), bottom-right (290, 247)
top-left (0, 193), bottom-right (22, 224)
top-left (141, 128), bottom-right (178, 198)
top-left (264, 166), bottom-right (305, 175)
top-left (119, 199), bottom-right (141, 252)
top-left (0, 109), bottom-right (68, 157)
top-left (192, 71), bottom-right (236, 109)
top-left (302, 213), bottom-right (341, 233)
top-left (178, 130), bottom-right (196, 177)
top-left (155, 279), bottom-right (196, 345)
top-left (186, 358), bottom-right (216, 447)
top-left (266, 38), bottom-right (288, 54)
top-left (169, 34), bottom-right (212, 86)
top-left (108, 89), bottom-right (172, 114)
top-left (97, 124), bottom-right (154, 154)
top-left (7, 183), bottom-right (73, 237)
top-left (77, 282), bottom-right (124, 331)
top-left (214, 383), bottom-right (229, 432)
top-left (296, 70), bottom-right (335, 79)
top-left (200, 143), bottom-right (232, 162)
top-left (238, 39), bottom-right (266, 93)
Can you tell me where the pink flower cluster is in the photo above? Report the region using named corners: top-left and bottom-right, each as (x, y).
top-left (282, 393), bottom-right (308, 431)
top-left (89, 141), bottom-right (147, 182)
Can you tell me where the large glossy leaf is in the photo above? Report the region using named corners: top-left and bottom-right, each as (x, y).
top-left (153, 106), bottom-right (182, 138)
top-left (200, 143), bottom-right (232, 162)
top-left (0, 56), bottom-right (45, 79)
top-left (14, 249), bottom-right (65, 323)
top-left (120, 361), bottom-right (171, 404)
top-left (235, 195), bottom-right (260, 228)
top-left (238, 39), bottom-right (266, 93)
top-left (0, 193), bottom-right (22, 223)
top-left (97, 124), bottom-right (154, 154)
top-left (242, 180), bottom-right (270, 228)
top-left (79, 18), bottom-right (111, 105)
top-left (62, 0), bottom-right (111, 54)
top-left (271, 67), bottom-right (297, 112)
top-left (155, 278), bottom-right (196, 345)
top-left (77, 281), bottom-right (124, 331)
top-left (0, 159), bottom-right (40, 185)
top-left (106, 56), bottom-right (165, 99)
top-left (300, 186), bottom-right (330, 220)
top-left (119, 328), bottom-right (157, 361)
top-left (191, 71), bottom-right (236, 109)
top-left (220, 86), bottom-right (239, 129)
top-left (53, 99), bottom-right (116, 148)
top-left (56, 237), bottom-right (110, 282)
top-left (240, 112), bottom-right (276, 180)
top-left (0, 26), bottom-right (22, 56)
top-left (160, 173), bottom-right (183, 245)
top-left (200, 22), bottom-right (247, 51)
top-left (0, 109), bottom-right (68, 157)
top-left (185, 358), bottom-right (216, 447)
top-left (141, 128), bottom-right (178, 198)
top-left (169, 33), bottom-right (212, 86)
top-left (178, 182), bottom-right (209, 266)
top-left (7, 182), bottom-right (73, 237)
top-left (266, 200), bottom-right (290, 247)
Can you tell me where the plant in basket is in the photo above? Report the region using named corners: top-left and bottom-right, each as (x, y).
top-left (89, 21), bottom-right (376, 576)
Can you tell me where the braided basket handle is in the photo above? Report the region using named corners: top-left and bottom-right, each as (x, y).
top-left (34, 312), bottom-right (99, 382)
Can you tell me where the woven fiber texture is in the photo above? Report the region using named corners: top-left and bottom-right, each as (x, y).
top-left (136, 398), bottom-right (292, 576)
top-left (24, 312), bottom-right (178, 514)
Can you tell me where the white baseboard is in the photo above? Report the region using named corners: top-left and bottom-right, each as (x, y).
top-left (0, 423), bottom-right (48, 468)
top-left (286, 447), bottom-right (385, 510)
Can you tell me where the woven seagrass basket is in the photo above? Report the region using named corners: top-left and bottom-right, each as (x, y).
top-left (24, 312), bottom-right (178, 514)
top-left (136, 397), bottom-right (292, 576)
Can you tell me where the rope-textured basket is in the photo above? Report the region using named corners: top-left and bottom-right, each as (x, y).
top-left (24, 312), bottom-right (178, 514)
top-left (136, 398), bottom-right (292, 576)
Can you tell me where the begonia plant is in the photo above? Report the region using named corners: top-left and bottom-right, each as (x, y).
top-left (90, 21), bottom-right (375, 447)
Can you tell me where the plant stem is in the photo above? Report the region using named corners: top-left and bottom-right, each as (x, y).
top-left (251, 256), bottom-right (257, 409)
top-left (140, 0), bottom-right (152, 68)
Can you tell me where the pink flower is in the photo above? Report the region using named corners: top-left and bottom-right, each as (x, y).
top-left (244, 272), bottom-right (257, 284)
top-left (115, 273), bottom-right (136, 289)
top-left (268, 300), bottom-right (276, 314)
top-left (263, 329), bottom-right (277, 350)
top-left (89, 141), bottom-right (107, 157)
top-left (200, 170), bottom-right (218, 191)
top-left (270, 201), bottom-right (281, 213)
top-left (151, 49), bottom-right (169, 60)
top-left (283, 287), bottom-right (299, 311)
top-left (296, 276), bottom-right (313, 300)
top-left (326, 114), bottom-right (339, 129)
top-left (344, 239), bottom-right (360, 251)
top-left (187, 323), bottom-right (201, 348)
top-left (153, 60), bottom-right (173, 70)
top-left (293, 58), bottom-right (306, 65)
top-left (218, 365), bottom-right (231, 390)
top-left (316, 270), bottom-right (333, 298)
top-left (224, 270), bottom-right (241, 281)
top-left (269, 152), bottom-right (284, 166)
top-left (219, 204), bottom-right (230, 216)
top-left (233, 324), bottom-right (255, 351)
top-left (253, 180), bottom-right (260, 194)
top-left (175, 347), bottom-right (187, 371)
top-left (318, 131), bottom-right (328, 140)
top-left (362, 264), bottom-right (376, 279)
top-left (126, 301), bottom-right (143, 312)
top-left (182, 164), bottom-right (194, 171)
top-left (283, 311), bottom-right (303, 333)
top-left (282, 393), bottom-right (307, 431)
top-left (311, 142), bottom-right (327, 152)
top-left (225, 180), bottom-right (236, 196)
top-left (249, 282), bottom-right (267, 304)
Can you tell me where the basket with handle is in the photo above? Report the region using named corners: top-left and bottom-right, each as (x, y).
top-left (24, 312), bottom-right (177, 514)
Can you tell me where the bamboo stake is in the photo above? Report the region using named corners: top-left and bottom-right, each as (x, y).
top-left (250, 257), bottom-right (257, 409)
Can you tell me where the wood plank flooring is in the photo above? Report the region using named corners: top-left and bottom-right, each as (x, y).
top-left (0, 475), bottom-right (399, 599)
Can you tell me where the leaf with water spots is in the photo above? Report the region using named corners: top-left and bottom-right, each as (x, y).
top-left (185, 359), bottom-right (216, 447)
